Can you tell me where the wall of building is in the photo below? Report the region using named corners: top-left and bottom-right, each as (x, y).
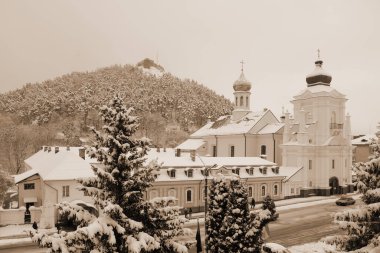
top-left (0, 207), bottom-right (42, 226)
top-left (353, 145), bottom-right (371, 163)
top-left (18, 175), bottom-right (43, 208)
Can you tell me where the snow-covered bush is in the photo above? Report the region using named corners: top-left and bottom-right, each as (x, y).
top-left (29, 95), bottom-right (193, 253)
top-left (262, 195), bottom-right (278, 221)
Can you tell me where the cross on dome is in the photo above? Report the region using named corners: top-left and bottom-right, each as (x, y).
top-left (317, 48), bottom-right (320, 60)
top-left (240, 60), bottom-right (245, 72)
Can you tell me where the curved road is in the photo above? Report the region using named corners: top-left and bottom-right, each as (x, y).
top-left (0, 199), bottom-right (360, 253)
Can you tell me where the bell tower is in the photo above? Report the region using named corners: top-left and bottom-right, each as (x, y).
top-left (232, 61), bottom-right (252, 121)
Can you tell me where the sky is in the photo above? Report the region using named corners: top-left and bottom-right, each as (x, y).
top-left (1, 0), bottom-right (379, 134)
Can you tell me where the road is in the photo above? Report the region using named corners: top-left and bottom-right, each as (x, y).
top-left (0, 199), bottom-right (359, 253)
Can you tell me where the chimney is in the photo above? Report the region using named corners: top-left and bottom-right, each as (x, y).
top-left (55, 147), bottom-right (59, 154)
top-left (48, 147), bottom-right (51, 152)
top-left (79, 148), bottom-right (86, 160)
top-left (190, 150), bottom-right (196, 162)
top-left (175, 149), bottom-right (181, 157)
top-left (44, 146), bottom-right (48, 152)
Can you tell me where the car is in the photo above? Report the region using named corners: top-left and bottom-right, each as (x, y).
top-left (336, 195), bottom-right (356, 206)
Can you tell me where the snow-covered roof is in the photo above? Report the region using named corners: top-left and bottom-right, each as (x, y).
top-left (281, 166), bottom-right (304, 182)
top-left (146, 148), bottom-right (275, 168)
top-left (258, 123), bottom-right (284, 134)
top-left (175, 139), bottom-right (205, 150)
top-left (15, 147), bottom-right (96, 183)
top-left (352, 134), bottom-right (377, 145)
top-left (294, 85), bottom-right (345, 99)
top-left (190, 110), bottom-right (268, 137)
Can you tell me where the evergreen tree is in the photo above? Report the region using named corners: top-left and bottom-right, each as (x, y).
top-left (261, 195), bottom-right (277, 221)
top-left (30, 95), bottom-right (192, 253)
top-left (206, 174), bottom-right (230, 252)
top-left (206, 174), bottom-right (272, 253)
top-left (323, 127), bottom-right (380, 252)
top-left (223, 177), bottom-right (251, 252)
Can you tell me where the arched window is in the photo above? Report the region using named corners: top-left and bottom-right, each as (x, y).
top-left (230, 146), bottom-right (235, 157)
top-left (235, 97), bottom-right (238, 106)
top-left (274, 184), bottom-right (279, 196)
top-left (186, 189), bottom-right (193, 203)
top-left (261, 185), bottom-right (266, 197)
top-left (168, 189), bottom-right (176, 198)
top-left (248, 186), bottom-right (253, 197)
top-left (240, 96), bottom-right (243, 106)
top-left (150, 190), bottom-right (158, 200)
top-left (261, 145), bottom-right (266, 155)
top-left (331, 111), bottom-right (336, 124)
top-left (246, 96), bottom-right (248, 107)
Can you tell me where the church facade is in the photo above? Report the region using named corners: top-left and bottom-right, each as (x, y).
top-left (281, 57), bottom-right (354, 196)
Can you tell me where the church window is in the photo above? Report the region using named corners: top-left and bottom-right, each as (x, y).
top-left (274, 184), bottom-right (279, 196)
top-left (248, 186), bottom-right (253, 197)
top-left (246, 96), bottom-right (248, 107)
top-left (261, 185), bottom-right (266, 197)
top-left (309, 160), bottom-right (312, 170)
top-left (332, 159), bottom-right (335, 169)
top-left (230, 146), bottom-right (235, 157)
top-left (235, 97), bottom-right (238, 106)
top-left (260, 145), bottom-right (266, 156)
top-left (240, 96), bottom-right (243, 106)
top-left (331, 111), bottom-right (336, 124)
top-left (212, 145), bottom-right (217, 157)
top-left (186, 189), bottom-right (193, 203)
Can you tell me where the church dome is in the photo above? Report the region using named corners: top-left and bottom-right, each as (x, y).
top-left (233, 72), bottom-right (252, 91)
top-left (306, 59), bottom-right (332, 86)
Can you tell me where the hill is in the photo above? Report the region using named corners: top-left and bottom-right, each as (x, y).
top-left (0, 59), bottom-right (233, 173)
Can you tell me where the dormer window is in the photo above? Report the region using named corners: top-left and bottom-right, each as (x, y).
top-left (185, 168), bottom-right (193, 178)
top-left (246, 167), bottom-right (254, 175)
top-left (259, 167), bottom-right (267, 175)
top-left (232, 167), bottom-right (240, 175)
top-left (271, 166), bottom-right (279, 174)
top-left (167, 168), bottom-right (176, 178)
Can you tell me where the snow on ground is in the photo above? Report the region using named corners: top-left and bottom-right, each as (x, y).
top-left (0, 237), bottom-right (34, 249)
top-left (288, 241), bottom-right (337, 253)
top-left (0, 224), bottom-right (56, 239)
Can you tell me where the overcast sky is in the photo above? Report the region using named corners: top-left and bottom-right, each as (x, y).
top-left (1, 0), bottom-right (379, 134)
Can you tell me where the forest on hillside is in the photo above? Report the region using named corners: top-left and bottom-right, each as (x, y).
top-left (0, 60), bottom-right (233, 174)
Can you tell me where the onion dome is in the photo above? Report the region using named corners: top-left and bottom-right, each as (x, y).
top-left (233, 71), bottom-right (252, 91)
top-left (306, 59), bottom-right (332, 86)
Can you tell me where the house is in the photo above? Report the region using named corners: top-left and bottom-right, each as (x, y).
top-left (352, 134), bottom-right (377, 163)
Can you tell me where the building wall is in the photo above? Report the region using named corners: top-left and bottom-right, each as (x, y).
top-left (18, 175), bottom-right (43, 208)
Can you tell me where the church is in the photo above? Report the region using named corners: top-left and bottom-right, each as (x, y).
top-left (176, 53), bottom-right (354, 197)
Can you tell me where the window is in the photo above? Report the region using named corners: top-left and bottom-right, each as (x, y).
top-left (271, 167), bottom-right (279, 174)
top-left (246, 167), bottom-right (254, 175)
top-left (259, 167), bottom-right (267, 175)
top-left (230, 146), bottom-right (235, 157)
top-left (232, 167), bottom-right (240, 175)
top-left (185, 169), bottom-right (193, 178)
top-left (246, 97), bottom-right (248, 107)
top-left (212, 145), bottom-right (217, 157)
top-left (261, 145), bottom-right (266, 156)
top-left (167, 169), bottom-right (176, 178)
top-left (235, 97), bottom-right (238, 106)
top-left (309, 160), bottom-right (312, 170)
top-left (240, 96), bottom-right (243, 106)
top-left (261, 185), bottom-right (266, 197)
top-left (62, 186), bottom-right (70, 197)
top-left (24, 183), bottom-right (35, 190)
top-left (291, 188), bottom-right (294, 194)
top-left (150, 190), bottom-right (158, 200)
top-left (332, 159), bottom-right (335, 169)
top-left (274, 185), bottom-right (279, 196)
top-left (248, 186), bottom-right (253, 197)
top-left (186, 189), bottom-right (193, 203)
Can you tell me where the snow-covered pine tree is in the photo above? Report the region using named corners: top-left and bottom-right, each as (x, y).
top-left (244, 208), bottom-right (272, 253)
top-left (222, 177), bottom-right (251, 252)
top-left (323, 126), bottom-right (380, 252)
top-left (261, 195), bottom-right (277, 221)
top-left (206, 173), bottom-right (230, 252)
top-left (30, 94), bottom-right (192, 253)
